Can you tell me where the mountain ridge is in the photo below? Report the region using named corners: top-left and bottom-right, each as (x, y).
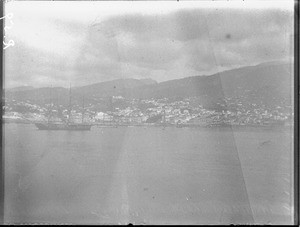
top-left (5, 61), bottom-right (293, 110)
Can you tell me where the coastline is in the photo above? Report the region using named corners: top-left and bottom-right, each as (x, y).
top-left (2, 120), bottom-right (293, 130)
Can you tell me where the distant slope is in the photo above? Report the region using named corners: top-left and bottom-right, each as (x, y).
top-left (5, 61), bottom-right (293, 109)
top-left (5, 87), bottom-right (70, 106)
top-left (5, 79), bottom-right (157, 106)
top-left (6, 86), bottom-right (35, 92)
top-left (127, 61), bottom-right (293, 105)
top-left (73, 78), bottom-right (157, 98)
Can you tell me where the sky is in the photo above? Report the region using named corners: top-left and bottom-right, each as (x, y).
top-left (4, 1), bottom-right (294, 88)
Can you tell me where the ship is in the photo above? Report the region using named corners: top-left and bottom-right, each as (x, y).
top-left (34, 122), bottom-right (92, 130)
top-left (35, 85), bottom-right (93, 131)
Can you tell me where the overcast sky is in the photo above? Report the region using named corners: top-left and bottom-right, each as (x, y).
top-left (4, 1), bottom-right (294, 88)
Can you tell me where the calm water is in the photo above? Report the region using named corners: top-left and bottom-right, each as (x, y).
top-left (3, 124), bottom-right (294, 224)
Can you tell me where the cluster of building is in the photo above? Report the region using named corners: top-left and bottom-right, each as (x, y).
top-left (3, 96), bottom-right (294, 127)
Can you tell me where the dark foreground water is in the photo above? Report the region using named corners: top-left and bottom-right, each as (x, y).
top-left (3, 124), bottom-right (294, 224)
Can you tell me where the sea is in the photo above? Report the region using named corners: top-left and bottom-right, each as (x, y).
top-left (3, 123), bottom-right (294, 225)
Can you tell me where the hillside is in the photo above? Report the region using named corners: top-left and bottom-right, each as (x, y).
top-left (126, 61), bottom-right (293, 107)
top-left (74, 78), bottom-right (157, 98)
top-left (5, 61), bottom-right (293, 109)
top-left (6, 86), bottom-right (35, 92)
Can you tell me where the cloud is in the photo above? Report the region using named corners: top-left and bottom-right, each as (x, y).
top-left (81, 7), bottom-right (293, 70)
top-left (5, 41), bottom-right (76, 88)
top-left (4, 3), bottom-right (294, 88)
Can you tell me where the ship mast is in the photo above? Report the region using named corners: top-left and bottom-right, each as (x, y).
top-left (68, 83), bottom-right (72, 124)
top-left (82, 96), bottom-right (85, 123)
top-left (48, 85), bottom-right (53, 124)
top-left (163, 105), bottom-right (166, 127)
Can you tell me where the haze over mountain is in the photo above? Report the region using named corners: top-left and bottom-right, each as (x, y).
top-left (5, 61), bottom-right (293, 110)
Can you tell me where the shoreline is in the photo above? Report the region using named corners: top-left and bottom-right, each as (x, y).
top-left (3, 120), bottom-right (293, 130)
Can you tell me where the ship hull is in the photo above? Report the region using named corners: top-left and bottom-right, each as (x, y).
top-left (35, 122), bottom-right (92, 131)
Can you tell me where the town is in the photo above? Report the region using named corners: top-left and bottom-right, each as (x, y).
top-left (3, 94), bottom-right (293, 128)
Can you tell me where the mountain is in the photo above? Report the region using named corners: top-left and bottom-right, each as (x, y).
top-left (6, 86), bottom-right (35, 92)
top-left (139, 78), bottom-right (157, 85)
top-left (4, 79), bottom-right (158, 107)
top-left (5, 61), bottom-right (293, 109)
top-left (5, 87), bottom-right (70, 107)
top-left (73, 78), bottom-right (157, 98)
top-left (125, 61), bottom-right (293, 106)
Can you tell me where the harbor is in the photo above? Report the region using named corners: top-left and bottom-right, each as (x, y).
top-left (3, 123), bottom-right (294, 224)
